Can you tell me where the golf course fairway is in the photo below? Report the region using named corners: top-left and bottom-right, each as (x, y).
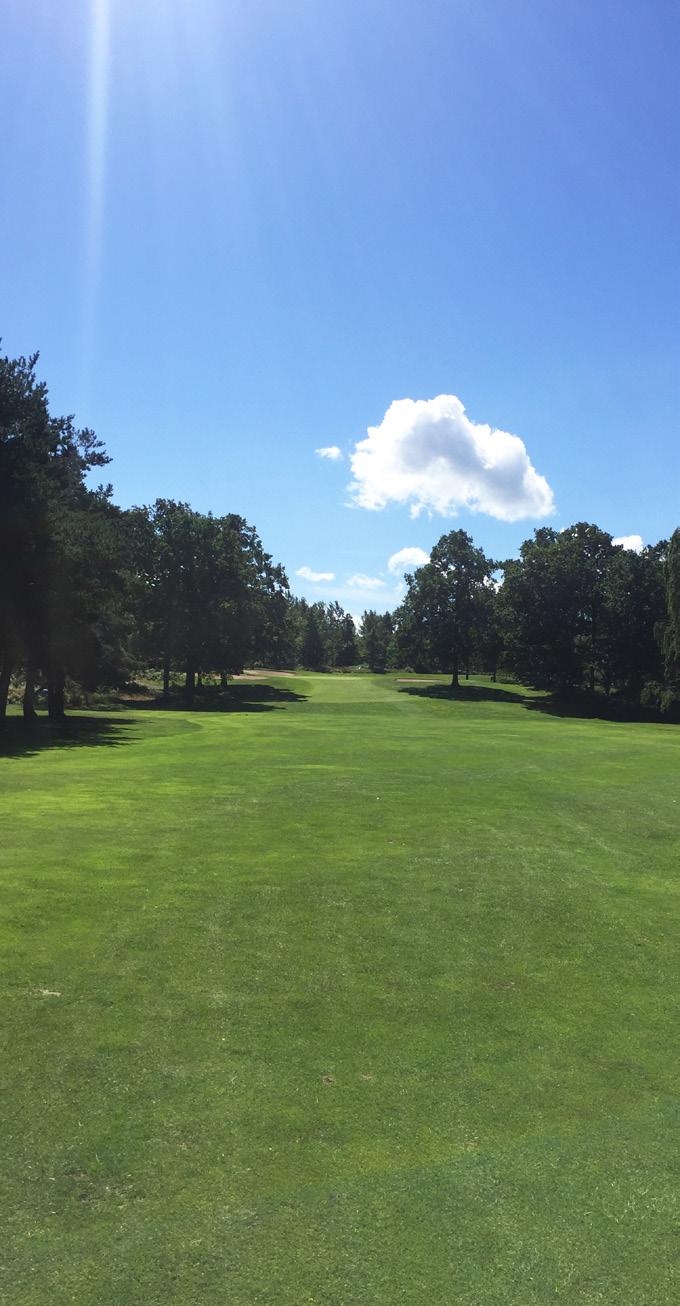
top-left (2, 672), bottom-right (679, 1304)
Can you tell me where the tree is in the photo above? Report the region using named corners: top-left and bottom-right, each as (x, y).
top-left (360, 610), bottom-right (394, 672)
top-left (336, 613), bottom-right (358, 667)
top-left (0, 348), bottom-right (111, 720)
top-left (502, 524), bottom-right (616, 694)
top-left (599, 542), bottom-right (666, 699)
top-left (301, 609), bottom-right (325, 669)
top-left (471, 583), bottom-right (504, 680)
top-left (395, 530), bottom-right (495, 688)
top-left (502, 524), bottom-right (671, 702)
top-left (662, 529), bottom-right (680, 698)
top-left (133, 501), bottom-right (288, 699)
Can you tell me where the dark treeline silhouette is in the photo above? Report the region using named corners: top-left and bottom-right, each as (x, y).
top-left (0, 348), bottom-right (363, 720)
top-left (383, 525), bottom-right (680, 716)
top-left (2, 348), bottom-right (679, 720)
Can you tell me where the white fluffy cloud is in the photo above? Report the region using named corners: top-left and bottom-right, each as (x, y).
top-left (387, 546), bottom-right (430, 574)
top-left (349, 394), bottom-right (554, 522)
top-left (347, 573), bottom-right (386, 589)
top-left (296, 565), bottom-right (335, 583)
top-left (315, 445), bottom-right (343, 461)
top-left (613, 534), bottom-right (644, 553)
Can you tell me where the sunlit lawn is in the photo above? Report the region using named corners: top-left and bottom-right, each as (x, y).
top-left (2, 673), bottom-right (679, 1304)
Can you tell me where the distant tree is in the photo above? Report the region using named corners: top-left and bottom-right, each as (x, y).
top-left (279, 596), bottom-right (311, 668)
top-left (301, 610), bottom-right (325, 669)
top-left (502, 524), bottom-right (615, 694)
top-left (472, 583), bottom-right (504, 680)
top-left (322, 601), bottom-right (345, 666)
top-left (360, 610), bottom-right (394, 672)
top-left (336, 613), bottom-right (358, 667)
top-left (663, 528), bottom-right (680, 695)
top-left (599, 542), bottom-right (666, 699)
top-left (133, 500), bottom-right (288, 699)
top-left (501, 524), bottom-right (673, 702)
top-left (395, 530), bottom-right (495, 688)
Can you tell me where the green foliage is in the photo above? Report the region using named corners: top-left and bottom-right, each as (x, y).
top-left (301, 608), bottom-right (326, 669)
top-left (0, 348), bottom-right (119, 718)
top-left (360, 610), bottom-right (394, 672)
top-left (0, 349), bottom-right (289, 716)
top-left (132, 500), bottom-right (288, 696)
top-left (290, 599), bottom-right (359, 670)
top-left (393, 530), bottom-right (495, 685)
top-left (663, 528), bottom-right (680, 692)
top-left (501, 525), bottom-right (669, 701)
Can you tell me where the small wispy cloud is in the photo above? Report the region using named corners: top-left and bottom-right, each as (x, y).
top-left (296, 565), bottom-right (335, 583)
top-left (315, 445), bottom-right (343, 461)
top-left (387, 546), bottom-right (430, 575)
top-left (613, 534), bottom-right (644, 553)
top-left (347, 573), bottom-right (386, 589)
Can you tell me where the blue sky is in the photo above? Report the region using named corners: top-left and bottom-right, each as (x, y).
top-left (2, 0), bottom-right (678, 615)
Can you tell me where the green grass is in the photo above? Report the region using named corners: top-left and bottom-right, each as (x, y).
top-left (2, 673), bottom-right (680, 1304)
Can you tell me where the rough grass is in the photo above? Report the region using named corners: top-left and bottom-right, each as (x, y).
top-left (1, 673), bottom-right (679, 1304)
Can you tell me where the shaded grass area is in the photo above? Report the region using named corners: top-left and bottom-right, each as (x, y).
top-left (0, 715), bottom-right (139, 758)
top-left (0, 684), bottom-right (308, 759)
top-left (128, 681), bottom-right (308, 713)
top-left (2, 673), bottom-right (680, 1303)
top-left (399, 674), bottom-right (677, 724)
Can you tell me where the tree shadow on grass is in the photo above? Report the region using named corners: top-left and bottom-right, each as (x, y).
top-left (130, 683), bottom-right (308, 713)
top-left (398, 682), bottom-right (529, 706)
top-left (400, 681), bottom-right (678, 725)
top-left (0, 715), bottom-right (140, 759)
top-left (0, 685), bottom-right (308, 758)
top-left (523, 695), bottom-right (679, 725)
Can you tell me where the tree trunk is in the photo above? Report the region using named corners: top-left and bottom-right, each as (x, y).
top-left (23, 663), bottom-right (38, 719)
top-left (162, 652), bottom-right (171, 699)
top-left (0, 655), bottom-right (12, 721)
top-left (450, 652), bottom-right (459, 691)
top-left (184, 658), bottom-right (196, 702)
top-left (47, 668), bottom-right (66, 721)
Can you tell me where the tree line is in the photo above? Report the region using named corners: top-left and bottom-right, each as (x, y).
top-left (377, 524), bottom-right (680, 715)
top-left (0, 350), bottom-right (293, 719)
top-left (1, 348), bottom-right (679, 719)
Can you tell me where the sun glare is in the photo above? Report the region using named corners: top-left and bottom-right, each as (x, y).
top-left (80, 0), bottom-right (111, 407)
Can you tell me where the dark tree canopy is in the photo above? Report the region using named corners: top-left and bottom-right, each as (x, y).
top-left (393, 530), bottom-right (495, 687)
top-left (662, 529), bottom-right (680, 699)
top-left (0, 349), bottom-right (116, 719)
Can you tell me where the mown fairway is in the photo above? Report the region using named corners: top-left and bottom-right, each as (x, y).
top-left (2, 673), bottom-right (680, 1305)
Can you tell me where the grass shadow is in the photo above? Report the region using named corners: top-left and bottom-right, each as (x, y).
top-left (399, 680), bottom-right (678, 725)
top-left (398, 682), bottom-right (529, 706)
top-left (1, 684), bottom-right (308, 757)
top-left (129, 683), bottom-right (308, 713)
top-left (523, 694), bottom-right (678, 725)
top-left (0, 715), bottom-right (140, 759)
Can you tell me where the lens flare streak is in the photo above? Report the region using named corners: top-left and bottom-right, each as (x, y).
top-left (80, 0), bottom-right (111, 406)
